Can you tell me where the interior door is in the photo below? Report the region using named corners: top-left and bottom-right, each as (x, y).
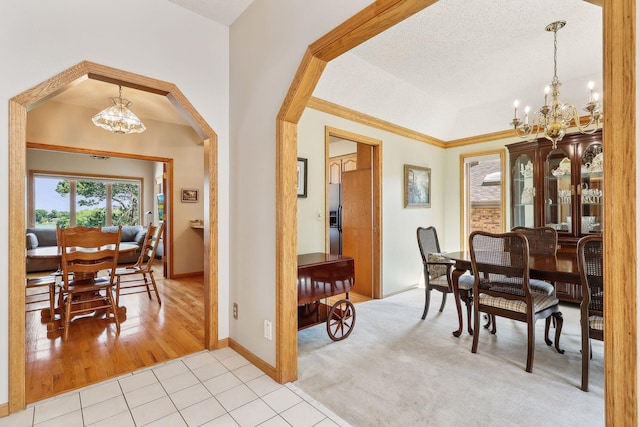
top-left (341, 168), bottom-right (373, 297)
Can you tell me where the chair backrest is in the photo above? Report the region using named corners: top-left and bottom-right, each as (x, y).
top-left (135, 222), bottom-right (165, 272)
top-left (59, 226), bottom-right (122, 287)
top-left (417, 226), bottom-right (446, 278)
top-left (511, 226), bottom-right (558, 255)
top-left (577, 235), bottom-right (603, 317)
top-left (469, 230), bottom-right (530, 298)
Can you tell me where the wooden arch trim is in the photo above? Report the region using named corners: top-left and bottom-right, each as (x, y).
top-left (275, 1), bottom-right (637, 425)
top-left (8, 61), bottom-right (218, 412)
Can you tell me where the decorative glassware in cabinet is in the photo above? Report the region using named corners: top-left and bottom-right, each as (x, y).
top-left (512, 154), bottom-right (535, 227)
top-left (545, 148), bottom-right (572, 232)
top-left (580, 142), bottom-right (603, 234)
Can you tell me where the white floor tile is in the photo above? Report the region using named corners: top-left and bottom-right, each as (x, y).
top-left (86, 410), bottom-right (136, 427)
top-left (0, 407), bottom-right (33, 427)
top-left (143, 411), bottom-right (187, 427)
top-left (257, 415), bottom-right (295, 427)
top-left (191, 360), bottom-right (229, 382)
top-left (209, 347), bottom-right (239, 361)
top-left (262, 387), bottom-right (303, 413)
top-left (232, 364), bottom-right (264, 383)
top-left (130, 396), bottom-right (177, 426)
top-left (170, 383), bottom-right (212, 410)
top-left (279, 401), bottom-right (326, 427)
top-left (179, 396), bottom-right (227, 427)
top-left (153, 360), bottom-right (190, 380)
top-left (33, 393), bottom-right (81, 425)
top-left (82, 395), bottom-right (129, 425)
top-left (183, 351), bottom-right (217, 370)
top-left (215, 384), bottom-right (259, 412)
top-left (124, 382), bottom-right (167, 408)
top-left (119, 370), bottom-right (158, 394)
top-left (203, 372), bottom-right (242, 395)
top-left (313, 418), bottom-right (341, 427)
top-left (228, 399), bottom-right (277, 427)
top-left (160, 371), bottom-right (200, 394)
top-left (201, 413), bottom-right (240, 426)
top-left (80, 380), bottom-right (123, 407)
top-left (34, 409), bottom-right (83, 427)
top-left (245, 375), bottom-right (283, 397)
top-left (219, 354), bottom-right (251, 371)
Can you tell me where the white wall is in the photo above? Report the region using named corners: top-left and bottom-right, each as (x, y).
top-left (298, 107), bottom-right (447, 296)
top-left (229, 0), bottom-right (373, 365)
top-left (0, 0), bottom-right (229, 405)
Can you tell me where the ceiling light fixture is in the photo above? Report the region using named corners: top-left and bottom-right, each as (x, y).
top-left (510, 21), bottom-right (602, 149)
top-left (92, 85), bottom-right (146, 134)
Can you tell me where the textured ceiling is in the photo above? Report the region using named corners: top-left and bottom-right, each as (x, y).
top-left (48, 1), bottom-right (603, 143)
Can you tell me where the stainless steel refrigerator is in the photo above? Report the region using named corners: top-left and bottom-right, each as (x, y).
top-left (329, 183), bottom-right (342, 255)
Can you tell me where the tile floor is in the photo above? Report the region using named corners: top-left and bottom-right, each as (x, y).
top-left (1, 348), bottom-right (349, 427)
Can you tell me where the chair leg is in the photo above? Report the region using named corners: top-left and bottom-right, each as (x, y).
top-left (526, 318), bottom-right (535, 373)
top-left (490, 315), bottom-right (497, 335)
top-left (544, 317), bottom-right (552, 346)
top-left (149, 272), bottom-right (161, 305)
top-left (421, 287), bottom-right (431, 320)
top-left (552, 312), bottom-right (564, 354)
top-left (464, 298), bottom-right (473, 335)
top-left (471, 306), bottom-right (480, 354)
top-left (106, 287), bottom-right (120, 334)
top-left (143, 273), bottom-right (153, 299)
top-left (63, 292), bottom-right (72, 341)
top-left (115, 277), bottom-right (121, 308)
top-left (438, 291), bottom-right (447, 312)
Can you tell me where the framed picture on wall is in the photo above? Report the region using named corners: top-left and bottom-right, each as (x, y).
top-left (181, 188), bottom-right (198, 203)
top-left (404, 164), bottom-right (431, 208)
top-left (297, 158), bottom-right (308, 198)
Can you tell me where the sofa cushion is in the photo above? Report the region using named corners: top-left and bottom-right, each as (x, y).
top-left (26, 233), bottom-right (38, 250)
top-left (26, 227), bottom-right (58, 247)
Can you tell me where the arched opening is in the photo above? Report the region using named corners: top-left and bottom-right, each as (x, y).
top-left (275, 0), bottom-right (636, 424)
top-left (8, 61), bottom-right (219, 411)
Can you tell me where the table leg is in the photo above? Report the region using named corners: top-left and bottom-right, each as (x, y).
top-left (451, 267), bottom-right (465, 337)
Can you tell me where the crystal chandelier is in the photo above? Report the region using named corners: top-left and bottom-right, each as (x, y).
top-left (92, 85), bottom-right (146, 134)
top-left (510, 21), bottom-right (602, 149)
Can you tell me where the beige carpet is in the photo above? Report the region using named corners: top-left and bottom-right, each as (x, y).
top-left (295, 287), bottom-right (604, 427)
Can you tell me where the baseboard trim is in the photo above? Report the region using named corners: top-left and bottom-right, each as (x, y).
top-left (216, 337), bottom-right (229, 348)
top-left (229, 339), bottom-right (278, 382)
top-left (0, 402), bottom-right (8, 417)
top-left (170, 271), bottom-right (204, 279)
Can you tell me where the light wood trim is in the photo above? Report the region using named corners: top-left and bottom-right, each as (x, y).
top-left (603, 0), bottom-right (636, 424)
top-left (229, 339), bottom-right (278, 380)
top-left (9, 100), bottom-right (27, 412)
top-left (277, 0), bottom-right (437, 384)
top-left (27, 142), bottom-right (172, 162)
top-left (326, 126), bottom-right (381, 147)
top-left (447, 130), bottom-right (515, 148)
top-left (216, 338), bottom-right (230, 348)
top-left (309, 97), bottom-right (446, 147)
top-left (8, 62), bottom-right (218, 413)
top-left (0, 403), bottom-right (7, 418)
top-left (204, 135), bottom-right (219, 349)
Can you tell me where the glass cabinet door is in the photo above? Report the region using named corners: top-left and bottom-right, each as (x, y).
top-left (512, 154), bottom-right (535, 228)
top-left (544, 148), bottom-right (572, 232)
top-left (580, 142), bottom-right (603, 234)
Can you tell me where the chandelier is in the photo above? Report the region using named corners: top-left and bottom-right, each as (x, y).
top-left (92, 85), bottom-right (146, 134)
top-left (510, 21), bottom-right (601, 149)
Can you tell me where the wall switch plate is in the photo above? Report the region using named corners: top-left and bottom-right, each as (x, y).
top-left (233, 303), bottom-right (238, 319)
top-left (264, 320), bottom-right (272, 340)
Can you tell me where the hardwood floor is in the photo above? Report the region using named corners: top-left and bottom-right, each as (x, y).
top-left (25, 263), bottom-right (205, 404)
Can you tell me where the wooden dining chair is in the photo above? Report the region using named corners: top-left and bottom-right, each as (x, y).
top-left (577, 234), bottom-right (603, 391)
top-left (57, 225), bottom-right (122, 341)
top-left (113, 221), bottom-right (165, 306)
top-left (416, 226), bottom-right (474, 329)
top-left (469, 230), bottom-right (564, 373)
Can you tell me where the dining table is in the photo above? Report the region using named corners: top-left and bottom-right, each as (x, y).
top-left (445, 251), bottom-right (580, 338)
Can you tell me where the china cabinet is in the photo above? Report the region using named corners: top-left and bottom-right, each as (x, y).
top-left (507, 130), bottom-right (602, 302)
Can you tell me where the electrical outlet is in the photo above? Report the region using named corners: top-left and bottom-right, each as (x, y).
top-left (264, 320), bottom-right (272, 340)
top-left (233, 303), bottom-right (238, 319)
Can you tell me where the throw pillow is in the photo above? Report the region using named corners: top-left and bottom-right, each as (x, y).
top-left (26, 232), bottom-right (39, 250)
top-left (427, 252), bottom-right (449, 280)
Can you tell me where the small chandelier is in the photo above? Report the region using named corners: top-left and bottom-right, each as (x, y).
top-left (510, 21), bottom-right (602, 149)
top-left (92, 85), bottom-right (146, 134)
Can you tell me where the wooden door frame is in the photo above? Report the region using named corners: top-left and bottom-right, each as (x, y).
top-left (276, 0), bottom-right (636, 424)
top-left (324, 126), bottom-right (382, 299)
top-left (8, 61), bottom-right (219, 412)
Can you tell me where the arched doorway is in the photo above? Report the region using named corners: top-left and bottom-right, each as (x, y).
top-left (8, 61), bottom-right (219, 411)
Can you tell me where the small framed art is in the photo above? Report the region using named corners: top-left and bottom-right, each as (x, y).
top-left (404, 164), bottom-right (431, 208)
top-left (181, 188), bottom-right (199, 203)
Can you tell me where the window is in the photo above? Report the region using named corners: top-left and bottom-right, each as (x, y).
top-left (30, 173), bottom-right (142, 228)
top-left (459, 150), bottom-right (505, 250)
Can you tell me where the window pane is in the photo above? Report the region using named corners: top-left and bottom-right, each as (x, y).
top-left (76, 180), bottom-right (107, 227)
top-left (34, 176), bottom-right (70, 228)
top-left (112, 182), bottom-right (140, 226)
